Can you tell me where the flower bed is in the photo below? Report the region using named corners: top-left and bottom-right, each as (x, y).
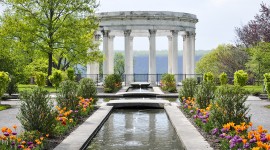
top-left (181, 97), bottom-right (270, 150)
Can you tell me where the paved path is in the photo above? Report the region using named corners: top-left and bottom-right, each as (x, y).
top-left (1, 95), bottom-right (270, 135)
top-left (246, 96), bottom-right (270, 131)
top-left (0, 100), bottom-right (22, 133)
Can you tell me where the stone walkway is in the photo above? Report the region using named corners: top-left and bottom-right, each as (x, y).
top-left (0, 95), bottom-right (270, 135)
top-left (0, 100), bottom-right (22, 133)
top-left (246, 96), bottom-right (270, 131)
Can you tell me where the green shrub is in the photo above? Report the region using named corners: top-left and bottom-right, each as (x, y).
top-left (195, 81), bottom-right (216, 109)
top-left (49, 70), bottom-right (63, 89)
top-left (179, 78), bottom-right (197, 102)
top-left (77, 78), bottom-right (97, 103)
top-left (17, 87), bottom-right (57, 134)
top-left (219, 72), bottom-right (228, 85)
top-left (67, 68), bottom-right (75, 81)
top-left (234, 70), bottom-right (248, 86)
top-left (34, 71), bottom-right (47, 87)
top-left (0, 71), bottom-right (10, 98)
top-left (209, 85), bottom-right (250, 129)
top-left (6, 75), bottom-right (18, 96)
top-left (264, 73), bottom-right (270, 98)
top-left (103, 74), bottom-right (122, 93)
top-left (57, 80), bottom-right (78, 110)
top-left (160, 73), bottom-right (177, 93)
top-left (204, 72), bottom-right (214, 82)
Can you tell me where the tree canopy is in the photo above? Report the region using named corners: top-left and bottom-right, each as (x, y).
top-left (196, 44), bottom-right (248, 77)
top-left (0, 0), bottom-right (103, 85)
top-left (236, 3), bottom-right (270, 47)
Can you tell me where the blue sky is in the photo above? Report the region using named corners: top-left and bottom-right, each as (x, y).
top-left (0, 0), bottom-right (266, 50)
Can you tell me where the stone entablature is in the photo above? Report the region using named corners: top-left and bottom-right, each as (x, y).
top-left (96, 11), bottom-right (198, 36)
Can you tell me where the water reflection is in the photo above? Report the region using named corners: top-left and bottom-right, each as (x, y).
top-left (87, 109), bottom-right (183, 150)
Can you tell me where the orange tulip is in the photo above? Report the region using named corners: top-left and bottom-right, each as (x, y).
top-left (242, 139), bottom-right (247, 144)
top-left (1, 127), bottom-right (7, 132)
top-left (13, 125), bottom-right (17, 129)
top-left (266, 134), bottom-right (270, 141)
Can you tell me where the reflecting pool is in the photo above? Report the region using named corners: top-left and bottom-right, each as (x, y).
top-left (87, 109), bottom-right (183, 150)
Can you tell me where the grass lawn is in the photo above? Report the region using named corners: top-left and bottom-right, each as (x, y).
top-left (18, 84), bottom-right (57, 93)
top-left (243, 85), bottom-right (264, 94)
top-left (0, 104), bottom-right (11, 111)
top-left (264, 105), bottom-right (270, 109)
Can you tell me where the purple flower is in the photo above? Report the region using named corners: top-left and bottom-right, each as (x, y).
top-left (27, 141), bottom-right (33, 146)
top-left (189, 110), bottom-right (194, 113)
top-left (225, 135), bottom-right (232, 140)
top-left (18, 145), bottom-right (23, 149)
top-left (221, 128), bottom-right (228, 133)
top-left (243, 143), bottom-right (250, 149)
top-left (202, 119), bottom-right (207, 123)
top-left (75, 110), bottom-right (78, 113)
top-left (3, 132), bottom-right (9, 136)
top-left (193, 115), bottom-right (198, 119)
top-left (236, 138), bottom-right (243, 143)
top-left (11, 142), bottom-right (15, 146)
top-left (249, 138), bottom-right (256, 143)
top-left (211, 128), bottom-right (218, 135)
top-left (261, 137), bottom-right (267, 142)
top-left (12, 132), bottom-right (17, 135)
top-left (229, 142), bottom-right (236, 149)
top-left (219, 133), bottom-right (226, 138)
top-left (184, 104), bottom-right (188, 108)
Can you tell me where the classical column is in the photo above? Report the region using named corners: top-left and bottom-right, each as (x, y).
top-left (167, 36), bottom-right (173, 74)
top-left (130, 36), bottom-right (134, 78)
top-left (108, 35), bottom-right (115, 74)
top-left (182, 32), bottom-right (188, 78)
top-left (102, 30), bottom-right (110, 75)
top-left (183, 31), bottom-right (192, 78)
top-left (171, 30), bottom-right (179, 83)
top-left (149, 29), bottom-right (157, 85)
top-left (87, 34), bottom-right (100, 82)
top-left (190, 32), bottom-right (196, 74)
top-left (124, 30), bottom-right (132, 85)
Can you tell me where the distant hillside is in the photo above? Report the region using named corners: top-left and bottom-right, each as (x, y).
top-left (115, 50), bottom-right (210, 74)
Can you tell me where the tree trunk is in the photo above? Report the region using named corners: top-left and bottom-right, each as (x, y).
top-left (47, 52), bottom-right (53, 86)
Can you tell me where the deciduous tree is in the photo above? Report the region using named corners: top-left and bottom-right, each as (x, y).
top-left (236, 3), bottom-right (270, 47)
top-left (0, 0), bottom-right (103, 86)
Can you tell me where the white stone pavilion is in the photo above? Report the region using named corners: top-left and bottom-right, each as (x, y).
top-left (87, 11), bottom-right (198, 85)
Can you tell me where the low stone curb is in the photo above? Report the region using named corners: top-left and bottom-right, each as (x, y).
top-left (54, 106), bottom-right (113, 150)
top-left (165, 105), bottom-right (213, 150)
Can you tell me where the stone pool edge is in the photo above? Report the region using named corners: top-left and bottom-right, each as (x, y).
top-left (165, 105), bottom-right (213, 150)
top-left (54, 106), bottom-right (113, 150)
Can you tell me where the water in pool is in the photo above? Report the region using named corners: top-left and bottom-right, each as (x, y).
top-left (87, 109), bottom-right (183, 150)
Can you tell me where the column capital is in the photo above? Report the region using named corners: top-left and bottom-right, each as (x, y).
top-left (149, 29), bottom-right (157, 35)
top-left (183, 31), bottom-right (196, 38)
top-left (109, 35), bottom-right (115, 39)
top-left (171, 30), bottom-right (179, 36)
top-left (124, 30), bottom-right (131, 37)
top-left (102, 30), bottom-right (110, 37)
top-left (94, 34), bottom-right (101, 41)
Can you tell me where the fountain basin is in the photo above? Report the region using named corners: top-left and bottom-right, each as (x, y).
top-left (107, 99), bottom-right (170, 108)
top-left (130, 82), bottom-right (151, 88)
